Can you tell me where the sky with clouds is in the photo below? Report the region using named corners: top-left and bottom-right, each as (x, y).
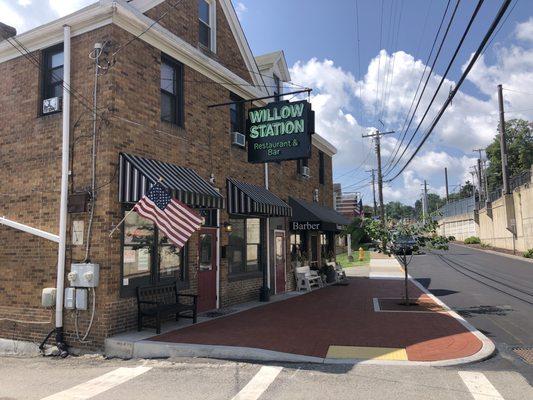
top-left (3, 0), bottom-right (532, 206)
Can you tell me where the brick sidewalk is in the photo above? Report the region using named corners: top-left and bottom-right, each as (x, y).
top-left (150, 278), bottom-right (483, 362)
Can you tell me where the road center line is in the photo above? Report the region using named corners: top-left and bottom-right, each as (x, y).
top-left (231, 366), bottom-right (283, 400)
top-left (40, 365), bottom-right (152, 400)
top-left (458, 371), bottom-right (505, 400)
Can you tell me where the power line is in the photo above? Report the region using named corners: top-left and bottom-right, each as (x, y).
top-left (480, 0), bottom-right (518, 56)
top-left (386, 0), bottom-right (482, 177)
top-left (383, 0), bottom-right (453, 173)
top-left (333, 151), bottom-right (372, 180)
top-left (385, 0), bottom-right (513, 182)
top-left (112, 0), bottom-right (187, 57)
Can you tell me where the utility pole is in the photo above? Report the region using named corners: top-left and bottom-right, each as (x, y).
top-left (421, 180), bottom-right (428, 224)
top-left (498, 84), bottom-right (510, 195)
top-left (444, 167), bottom-right (449, 203)
top-left (366, 169), bottom-right (377, 217)
top-left (363, 129), bottom-right (394, 223)
top-left (473, 148), bottom-right (486, 202)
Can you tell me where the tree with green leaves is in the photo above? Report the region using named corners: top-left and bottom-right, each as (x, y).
top-left (364, 218), bottom-right (449, 305)
top-left (385, 201), bottom-right (415, 220)
top-left (485, 119), bottom-right (533, 192)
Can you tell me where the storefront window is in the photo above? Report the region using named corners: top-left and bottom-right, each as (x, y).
top-left (320, 233), bottom-right (334, 260)
top-left (123, 212), bottom-right (153, 280)
top-left (290, 233), bottom-right (301, 261)
top-left (228, 218), bottom-right (262, 275)
top-left (122, 210), bottom-right (186, 293)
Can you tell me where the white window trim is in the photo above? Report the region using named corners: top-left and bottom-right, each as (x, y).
top-left (199, 0), bottom-right (217, 53)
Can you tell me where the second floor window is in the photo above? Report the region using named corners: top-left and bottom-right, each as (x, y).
top-left (273, 74), bottom-right (281, 101)
top-left (319, 151), bottom-right (325, 184)
top-left (199, 0), bottom-right (215, 51)
top-left (160, 56), bottom-right (184, 126)
top-left (297, 158), bottom-right (309, 175)
top-left (42, 45), bottom-right (64, 100)
top-left (229, 93), bottom-right (244, 133)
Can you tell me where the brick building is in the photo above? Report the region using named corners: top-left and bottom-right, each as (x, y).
top-left (0, 0), bottom-right (348, 350)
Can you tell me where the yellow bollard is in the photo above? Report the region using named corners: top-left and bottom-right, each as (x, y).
top-left (358, 247), bottom-right (365, 262)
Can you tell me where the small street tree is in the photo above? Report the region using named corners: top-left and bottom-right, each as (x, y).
top-left (365, 218), bottom-right (449, 305)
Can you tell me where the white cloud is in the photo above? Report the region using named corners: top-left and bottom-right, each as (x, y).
top-left (48, 0), bottom-right (95, 17)
top-left (515, 17), bottom-right (533, 43)
top-left (290, 23), bottom-right (533, 205)
top-left (0, 1), bottom-right (27, 32)
top-left (17, 0), bottom-right (31, 7)
top-left (234, 1), bottom-right (247, 19)
top-left (290, 58), bottom-right (373, 172)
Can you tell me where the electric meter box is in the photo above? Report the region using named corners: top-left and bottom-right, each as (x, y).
top-left (41, 288), bottom-right (57, 308)
top-left (64, 287), bottom-right (76, 309)
top-left (70, 263), bottom-right (99, 287)
top-left (75, 288), bottom-right (88, 310)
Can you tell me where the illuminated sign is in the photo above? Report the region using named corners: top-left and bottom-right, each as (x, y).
top-left (247, 100), bottom-right (314, 163)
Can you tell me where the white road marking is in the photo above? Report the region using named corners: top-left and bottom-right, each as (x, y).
top-left (458, 371), bottom-right (505, 400)
top-left (231, 366), bottom-right (283, 400)
top-left (40, 366), bottom-right (152, 400)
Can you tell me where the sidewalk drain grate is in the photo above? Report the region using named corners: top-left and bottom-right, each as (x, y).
top-left (512, 347), bottom-right (533, 364)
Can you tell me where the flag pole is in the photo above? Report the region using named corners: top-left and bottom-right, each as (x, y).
top-left (109, 177), bottom-right (165, 237)
top-left (109, 208), bottom-right (135, 237)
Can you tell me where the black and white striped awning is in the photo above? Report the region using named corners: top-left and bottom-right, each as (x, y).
top-left (227, 178), bottom-right (291, 217)
top-left (118, 153), bottom-right (223, 209)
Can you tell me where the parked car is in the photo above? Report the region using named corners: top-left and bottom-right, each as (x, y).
top-left (391, 234), bottom-right (418, 255)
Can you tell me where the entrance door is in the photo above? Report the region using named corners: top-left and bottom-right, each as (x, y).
top-left (310, 234), bottom-right (319, 268)
top-left (274, 231), bottom-right (286, 294)
top-left (197, 228), bottom-right (217, 312)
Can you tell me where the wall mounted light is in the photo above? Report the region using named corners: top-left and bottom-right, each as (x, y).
top-left (223, 222), bottom-right (232, 233)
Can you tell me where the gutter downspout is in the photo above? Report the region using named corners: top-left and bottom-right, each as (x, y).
top-left (54, 24), bottom-right (71, 356)
top-left (260, 162), bottom-right (270, 302)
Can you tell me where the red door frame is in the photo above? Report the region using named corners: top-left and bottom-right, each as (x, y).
top-left (274, 230), bottom-right (286, 294)
top-left (197, 227), bottom-right (217, 312)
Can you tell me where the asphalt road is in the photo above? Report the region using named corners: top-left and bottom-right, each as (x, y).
top-left (1, 355), bottom-right (532, 400)
top-left (409, 243), bottom-right (533, 384)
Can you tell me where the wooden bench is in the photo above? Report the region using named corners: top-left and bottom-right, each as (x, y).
top-left (295, 266), bottom-right (322, 292)
top-left (136, 281), bottom-right (198, 334)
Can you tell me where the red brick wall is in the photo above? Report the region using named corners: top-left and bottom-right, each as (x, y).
top-left (0, 9), bottom-right (334, 348)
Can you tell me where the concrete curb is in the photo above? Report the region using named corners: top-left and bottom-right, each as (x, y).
top-left (452, 242), bottom-right (533, 264)
top-left (408, 277), bottom-right (496, 366)
top-left (0, 338), bottom-right (41, 356)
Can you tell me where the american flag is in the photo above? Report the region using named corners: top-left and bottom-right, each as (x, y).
top-left (354, 198), bottom-right (363, 217)
top-left (133, 182), bottom-right (203, 249)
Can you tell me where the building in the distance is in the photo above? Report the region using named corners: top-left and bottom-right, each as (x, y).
top-left (333, 183), bottom-right (361, 220)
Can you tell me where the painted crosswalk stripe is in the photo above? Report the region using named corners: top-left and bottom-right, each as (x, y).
top-left (231, 366), bottom-right (283, 400)
top-left (40, 366), bottom-right (152, 400)
top-left (458, 371), bottom-right (505, 400)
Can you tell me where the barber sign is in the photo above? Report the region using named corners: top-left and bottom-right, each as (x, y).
top-left (291, 221), bottom-right (321, 231)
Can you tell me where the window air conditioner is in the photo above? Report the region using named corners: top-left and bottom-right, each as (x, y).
top-left (42, 97), bottom-right (62, 114)
top-left (231, 131), bottom-right (246, 147)
top-left (301, 166), bottom-right (310, 178)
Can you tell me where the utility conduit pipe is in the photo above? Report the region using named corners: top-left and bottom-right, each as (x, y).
top-left (54, 24), bottom-right (71, 357)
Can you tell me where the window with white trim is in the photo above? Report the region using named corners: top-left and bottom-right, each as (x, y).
top-left (198, 0), bottom-right (216, 52)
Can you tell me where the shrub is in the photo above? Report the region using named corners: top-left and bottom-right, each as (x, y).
top-left (480, 242), bottom-right (490, 249)
top-left (464, 236), bottom-right (481, 245)
top-left (524, 249), bottom-right (533, 259)
top-left (448, 236), bottom-right (456, 241)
